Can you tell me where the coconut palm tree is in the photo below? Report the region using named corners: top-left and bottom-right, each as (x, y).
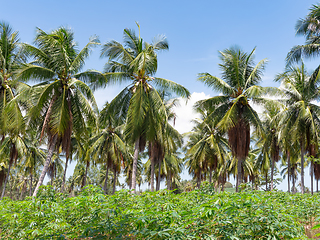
top-left (197, 46), bottom-right (269, 192)
top-left (0, 22), bottom-right (26, 137)
top-left (17, 27), bottom-right (104, 197)
top-left (258, 101), bottom-right (284, 190)
top-left (287, 3), bottom-right (320, 66)
top-left (87, 103), bottom-right (127, 194)
top-left (100, 23), bottom-right (190, 193)
top-left (275, 63), bottom-right (320, 193)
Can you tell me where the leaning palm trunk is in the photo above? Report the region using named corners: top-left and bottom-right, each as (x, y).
top-left (130, 139), bottom-right (140, 193)
top-left (33, 135), bottom-right (57, 197)
top-left (1, 160), bottom-right (13, 199)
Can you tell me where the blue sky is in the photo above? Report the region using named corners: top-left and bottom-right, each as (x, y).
top-left (3, 0), bottom-right (320, 190)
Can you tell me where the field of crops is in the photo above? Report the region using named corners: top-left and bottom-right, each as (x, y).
top-left (1, 185), bottom-right (320, 239)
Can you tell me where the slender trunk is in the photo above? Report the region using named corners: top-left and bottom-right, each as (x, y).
top-left (317, 180), bottom-right (318, 192)
top-left (301, 140), bottom-right (305, 194)
top-left (270, 155), bottom-right (275, 191)
top-left (29, 173), bottom-right (33, 197)
top-left (292, 171), bottom-right (296, 193)
top-left (20, 181), bottom-right (27, 200)
top-left (1, 161), bottom-right (12, 199)
top-left (287, 152), bottom-right (290, 193)
top-left (265, 172), bottom-right (268, 191)
top-left (82, 160), bottom-right (89, 188)
top-left (197, 169), bottom-right (201, 189)
top-left (236, 159), bottom-right (243, 192)
top-left (104, 165), bottom-right (109, 194)
top-left (311, 161), bottom-right (314, 195)
top-left (128, 171), bottom-right (132, 190)
top-left (61, 156), bottom-right (69, 193)
top-left (252, 175), bottom-right (255, 190)
top-left (150, 143), bottom-right (155, 192)
top-left (33, 135), bottom-right (57, 197)
top-left (156, 158), bottom-right (162, 191)
top-left (167, 170), bottom-right (171, 190)
top-left (131, 139), bottom-right (140, 193)
top-left (112, 167), bottom-right (116, 194)
top-left (209, 170), bottom-right (212, 183)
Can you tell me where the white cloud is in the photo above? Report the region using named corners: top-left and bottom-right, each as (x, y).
top-left (172, 92), bottom-right (211, 134)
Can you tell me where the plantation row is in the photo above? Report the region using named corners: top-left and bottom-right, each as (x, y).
top-left (1, 186), bottom-right (319, 239)
top-left (2, 2), bottom-right (320, 202)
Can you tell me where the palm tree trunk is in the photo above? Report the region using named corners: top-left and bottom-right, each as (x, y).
top-left (311, 161), bottom-right (314, 195)
top-left (104, 165), bottom-right (109, 194)
top-left (270, 155), bottom-right (275, 191)
top-left (29, 173), bottom-right (33, 196)
top-left (150, 143), bottom-right (155, 192)
top-left (82, 160), bottom-right (89, 188)
top-left (20, 181), bottom-right (27, 200)
top-left (131, 139), bottom-right (140, 193)
top-left (287, 152), bottom-right (290, 193)
top-left (167, 170), bottom-right (171, 190)
top-left (209, 170), bottom-right (212, 183)
top-left (156, 158), bottom-right (162, 191)
top-left (1, 160), bottom-right (12, 199)
top-left (33, 135), bottom-right (57, 197)
top-left (301, 140), bottom-right (305, 194)
top-left (265, 172), bottom-right (268, 191)
top-left (128, 171), bottom-right (132, 190)
top-left (236, 159), bottom-right (243, 192)
top-left (292, 171), bottom-right (296, 193)
top-left (112, 167), bottom-right (117, 194)
top-left (252, 175), bottom-right (255, 190)
top-left (197, 170), bottom-right (201, 189)
top-left (61, 155), bottom-right (69, 193)
top-left (317, 180), bottom-right (318, 192)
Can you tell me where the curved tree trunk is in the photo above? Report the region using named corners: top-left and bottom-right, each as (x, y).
top-left (61, 155), bottom-right (69, 193)
top-left (104, 165), bottom-right (109, 194)
top-left (131, 139), bottom-right (140, 193)
top-left (33, 135), bottom-right (57, 197)
top-left (209, 169), bottom-right (212, 183)
top-left (1, 160), bottom-right (12, 199)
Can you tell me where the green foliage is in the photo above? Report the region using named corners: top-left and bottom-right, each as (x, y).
top-left (0, 185), bottom-right (317, 239)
